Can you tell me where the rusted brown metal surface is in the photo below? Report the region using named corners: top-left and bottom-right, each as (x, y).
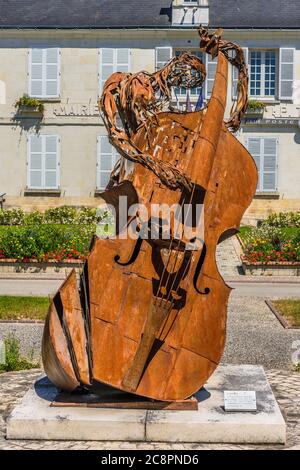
top-left (42, 28), bottom-right (257, 402)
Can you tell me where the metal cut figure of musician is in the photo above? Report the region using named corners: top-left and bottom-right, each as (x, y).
top-left (42, 27), bottom-right (257, 403)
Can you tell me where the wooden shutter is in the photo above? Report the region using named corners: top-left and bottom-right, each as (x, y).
top-left (28, 135), bottom-right (43, 188)
top-left (99, 48), bottom-right (131, 94)
top-left (247, 136), bottom-right (278, 192)
top-left (155, 47), bottom-right (172, 71)
top-left (97, 136), bottom-right (119, 190)
top-left (44, 135), bottom-right (59, 189)
top-left (262, 138), bottom-right (277, 191)
top-left (205, 55), bottom-right (217, 99)
top-left (279, 48), bottom-right (295, 100)
top-left (29, 48), bottom-right (60, 98)
top-left (247, 137), bottom-right (261, 191)
top-left (116, 49), bottom-right (131, 73)
top-left (29, 49), bottom-right (43, 97)
top-left (45, 48), bottom-right (60, 98)
top-left (99, 49), bottom-right (114, 94)
top-left (28, 135), bottom-right (59, 189)
top-left (232, 48), bottom-right (248, 99)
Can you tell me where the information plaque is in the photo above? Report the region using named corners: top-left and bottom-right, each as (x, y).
top-left (224, 391), bottom-right (257, 412)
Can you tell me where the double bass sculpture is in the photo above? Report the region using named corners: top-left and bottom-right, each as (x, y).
top-left (42, 28), bottom-right (257, 402)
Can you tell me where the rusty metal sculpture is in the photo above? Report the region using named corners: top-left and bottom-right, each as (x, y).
top-left (42, 27), bottom-right (257, 403)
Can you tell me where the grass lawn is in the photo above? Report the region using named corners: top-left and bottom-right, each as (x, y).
top-left (0, 296), bottom-right (50, 321)
top-left (272, 299), bottom-right (300, 327)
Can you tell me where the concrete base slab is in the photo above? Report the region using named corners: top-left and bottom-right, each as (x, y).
top-left (6, 365), bottom-right (286, 444)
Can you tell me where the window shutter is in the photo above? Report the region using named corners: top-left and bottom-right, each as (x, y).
top-left (28, 135), bottom-right (43, 188)
top-left (97, 135), bottom-right (119, 190)
top-left (279, 48), bottom-right (295, 100)
top-left (99, 49), bottom-right (114, 94)
top-left (29, 49), bottom-right (43, 97)
top-left (262, 138), bottom-right (277, 191)
top-left (232, 47), bottom-right (248, 99)
top-left (247, 137), bottom-right (261, 191)
top-left (99, 49), bottom-right (131, 94)
top-left (29, 48), bottom-right (60, 98)
top-left (44, 135), bottom-right (59, 189)
top-left (116, 48), bottom-right (131, 73)
top-left (155, 47), bottom-right (172, 71)
top-left (205, 55), bottom-right (217, 99)
top-left (28, 135), bottom-right (59, 189)
top-left (45, 48), bottom-right (60, 98)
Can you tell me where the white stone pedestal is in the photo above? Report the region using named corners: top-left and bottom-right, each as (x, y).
top-left (6, 365), bottom-right (286, 444)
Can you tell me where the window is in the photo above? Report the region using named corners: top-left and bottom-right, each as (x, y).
top-left (249, 50), bottom-right (276, 98)
top-left (174, 50), bottom-right (205, 100)
top-left (247, 137), bottom-right (278, 192)
top-left (29, 48), bottom-right (60, 98)
top-left (27, 135), bottom-right (60, 189)
top-left (97, 136), bottom-right (119, 190)
top-left (99, 49), bottom-right (131, 94)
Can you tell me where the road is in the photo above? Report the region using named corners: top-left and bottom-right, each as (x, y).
top-left (0, 278), bottom-right (299, 298)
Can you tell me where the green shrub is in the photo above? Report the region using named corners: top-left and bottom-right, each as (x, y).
top-left (76, 207), bottom-right (98, 225)
top-left (264, 211), bottom-right (300, 228)
top-left (0, 224), bottom-right (95, 261)
top-left (0, 206), bottom-right (106, 226)
top-left (0, 334), bottom-right (39, 372)
top-left (247, 100), bottom-right (266, 110)
top-left (15, 94), bottom-right (44, 112)
top-left (23, 210), bottom-right (44, 225)
top-left (44, 206), bottom-right (78, 224)
top-left (0, 208), bottom-right (24, 225)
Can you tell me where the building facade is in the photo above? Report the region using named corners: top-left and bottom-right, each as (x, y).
top-left (0, 0), bottom-right (300, 222)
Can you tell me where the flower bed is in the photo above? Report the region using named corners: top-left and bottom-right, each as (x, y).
top-left (239, 222), bottom-right (300, 276)
top-left (0, 206), bottom-right (112, 267)
top-left (0, 224), bottom-right (95, 263)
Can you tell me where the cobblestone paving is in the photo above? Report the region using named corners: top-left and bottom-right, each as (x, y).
top-left (0, 369), bottom-right (299, 450)
top-left (216, 237), bottom-right (243, 277)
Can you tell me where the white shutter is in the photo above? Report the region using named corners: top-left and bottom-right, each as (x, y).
top-left (44, 135), bottom-right (59, 188)
top-left (28, 135), bottom-right (59, 189)
top-left (29, 48), bottom-right (60, 98)
top-left (155, 47), bottom-right (172, 71)
top-left (205, 55), bottom-right (217, 99)
top-left (116, 48), bottom-right (131, 73)
top-left (247, 136), bottom-right (278, 192)
top-left (29, 49), bottom-right (43, 97)
top-left (262, 138), bottom-right (277, 191)
top-left (45, 48), bottom-right (60, 98)
top-left (279, 48), bottom-right (295, 100)
top-left (97, 135), bottom-right (119, 190)
top-left (232, 47), bottom-right (248, 99)
top-left (99, 48), bottom-right (131, 94)
top-left (247, 137), bottom-right (261, 191)
top-left (28, 135), bottom-right (43, 188)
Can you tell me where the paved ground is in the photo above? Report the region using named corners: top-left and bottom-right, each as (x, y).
top-left (216, 236), bottom-right (243, 277)
top-left (1, 237), bottom-right (299, 297)
top-left (0, 368), bottom-right (299, 450)
top-left (0, 237), bottom-right (299, 449)
top-left (223, 293), bottom-right (300, 368)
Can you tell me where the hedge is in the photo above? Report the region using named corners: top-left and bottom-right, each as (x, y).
top-left (0, 206), bottom-right (102, 226)
top-left (0, 224), bottom-right (95, 262)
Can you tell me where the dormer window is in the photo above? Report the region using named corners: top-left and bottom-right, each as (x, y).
top-left (172, 0), bottom-right (209, 26)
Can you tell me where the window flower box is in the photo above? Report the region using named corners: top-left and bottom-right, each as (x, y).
top-left (15, 94), bottom-right (44, 117)
top-left (245, 100), bottom-right (266, 117)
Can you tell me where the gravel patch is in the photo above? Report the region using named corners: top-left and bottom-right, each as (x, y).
top-left (223, 293), bottom-right (300, 369)
top-left (0, 322), bottom-right (43, 362)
